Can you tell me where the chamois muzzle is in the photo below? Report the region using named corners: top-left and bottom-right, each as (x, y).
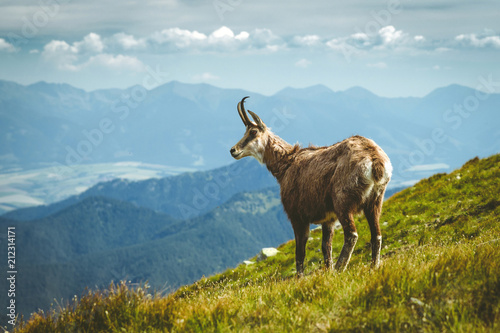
top-left (229, 147), bottom-right (241, 158)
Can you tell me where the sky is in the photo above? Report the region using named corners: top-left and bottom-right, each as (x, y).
top-left (0, 0), bottom-right (499, 97)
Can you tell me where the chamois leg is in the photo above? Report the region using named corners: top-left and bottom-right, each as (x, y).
top-left (334, 213), bottom-right (358, 272)
top-left (293, 223), bottom-right (310, 277)
top-left (364, 192), bottom-right (385, 268)
top-left (321, 222), bottom-right (334, 270)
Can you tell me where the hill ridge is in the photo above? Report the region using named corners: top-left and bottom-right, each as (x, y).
top-left (11, 154), bottom-right (500, 332)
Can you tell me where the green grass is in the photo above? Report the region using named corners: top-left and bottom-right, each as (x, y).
top-left (13, 155), bottom-right (500, 332)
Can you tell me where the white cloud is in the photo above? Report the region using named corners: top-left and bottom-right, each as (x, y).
top-left (0, 38), bottom-right (16, 52)
top-left (146, 25), bottom-right (500, 55)
top-left (235, 31), bottom-right (250, 41)
top-left (325, 38), bottom-right (347, 51)
top-left (209, 26), bottom-right (235, 40)
top-left (42, 40), bottom-right (79, 70)
top-left (37, 25), bottom-right (500, 72)
top-left (292, 35), bottom-right (321, 47)
top-left (37, 25), bottom-right (463, 60)
top-left (378, 26), bottom-right (405, 45)
top-left (43, 40), bottom-right (75, 54)
top-left (148, 26), bottom-right (283, 53)
top-left (111, 32), bottom-right (147, 50)
top-left (295, 58), bottom-right (312, 68)
top-left (151, 27), bottom-right (207, 48)
top-left (327, 25), bottom-right (426, 55)
top-left (208, 26), bottom-right (250, 42)
top-left (42, 33), bottom-right (143, 72)
top-left (249, 28), bottom-right (285, 51)
top-left (75, 33), bottom-right (105, 53)
top-left (206, 26), bottom-right (251, 51)
top-left (350, 32), bottom-right (370, 46)
top-left (455, 32), bottom-right (500, 48)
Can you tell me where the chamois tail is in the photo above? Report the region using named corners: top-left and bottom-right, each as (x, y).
top-left (372, 157), bottom-right (392, 184)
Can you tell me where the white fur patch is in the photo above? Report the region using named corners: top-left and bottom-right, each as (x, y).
top-left (361, 159), bottom-right (375, 199)
top-left (248, 137), bottom-right (266, 164)
top-left (384, 161), bottom-right (393, 181)
top-left (375, 235), bottom-right (382, 255)
top-left (362, 159), bottom-right (373, 181)
top-left (368, 159), bottom-right (393, 185)
top-left (363, 183), bottom-right (375, 200)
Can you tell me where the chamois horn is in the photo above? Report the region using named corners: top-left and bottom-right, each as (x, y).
top-left (237, 96), bottom-right (253, 127)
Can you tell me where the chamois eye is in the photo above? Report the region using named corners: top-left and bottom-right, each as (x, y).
top-left (249, 129), bottom-right (257, 136)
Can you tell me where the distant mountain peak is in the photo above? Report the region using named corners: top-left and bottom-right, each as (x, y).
top-left (423, 84), bottom-right (478, 99)
top-left (342, 86), bottom-right (378, 99)
top-left (152, 80), bottom-right (225, 100)
top-left (276, 84), bottom-right (334, 98)
top-left (27, 80), bottom-right (87, 96)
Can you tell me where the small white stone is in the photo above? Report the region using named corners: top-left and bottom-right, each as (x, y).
top-left (410, 297), bottom-right (426, 307)
top-left (257, 247), bottom-right (280, 261)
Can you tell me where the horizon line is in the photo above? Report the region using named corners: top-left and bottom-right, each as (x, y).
top-left (0, 78), bottom-right (488, 99)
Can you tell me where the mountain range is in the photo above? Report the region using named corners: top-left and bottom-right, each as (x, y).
top-left (3, 159), bottom-right (275, 221)
top-left (2, 79), bottom-right (499, 190)
top-left (0, 183), bottom-right (292, 319)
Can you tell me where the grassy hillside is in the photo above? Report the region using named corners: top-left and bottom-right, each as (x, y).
top-left (12, 154), bottom-right (500, 332)
top-left (0, 187), bottom-right (293, 320)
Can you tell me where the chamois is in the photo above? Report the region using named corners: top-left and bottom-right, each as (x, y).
top-left (230, 97), bottom-right (392, 275)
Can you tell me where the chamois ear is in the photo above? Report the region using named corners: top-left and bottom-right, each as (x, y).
top-left (247, 110), bottom-right (266, 130)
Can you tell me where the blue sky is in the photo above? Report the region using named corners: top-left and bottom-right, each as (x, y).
top-left (0, 0), bottom-right (499, 97)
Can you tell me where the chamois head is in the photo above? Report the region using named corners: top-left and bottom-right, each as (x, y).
top-left (230, 97), bottom-right (269, 163)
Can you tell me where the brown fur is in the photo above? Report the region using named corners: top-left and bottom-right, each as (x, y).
top-left (230, 98), bottom-right (392, 275)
